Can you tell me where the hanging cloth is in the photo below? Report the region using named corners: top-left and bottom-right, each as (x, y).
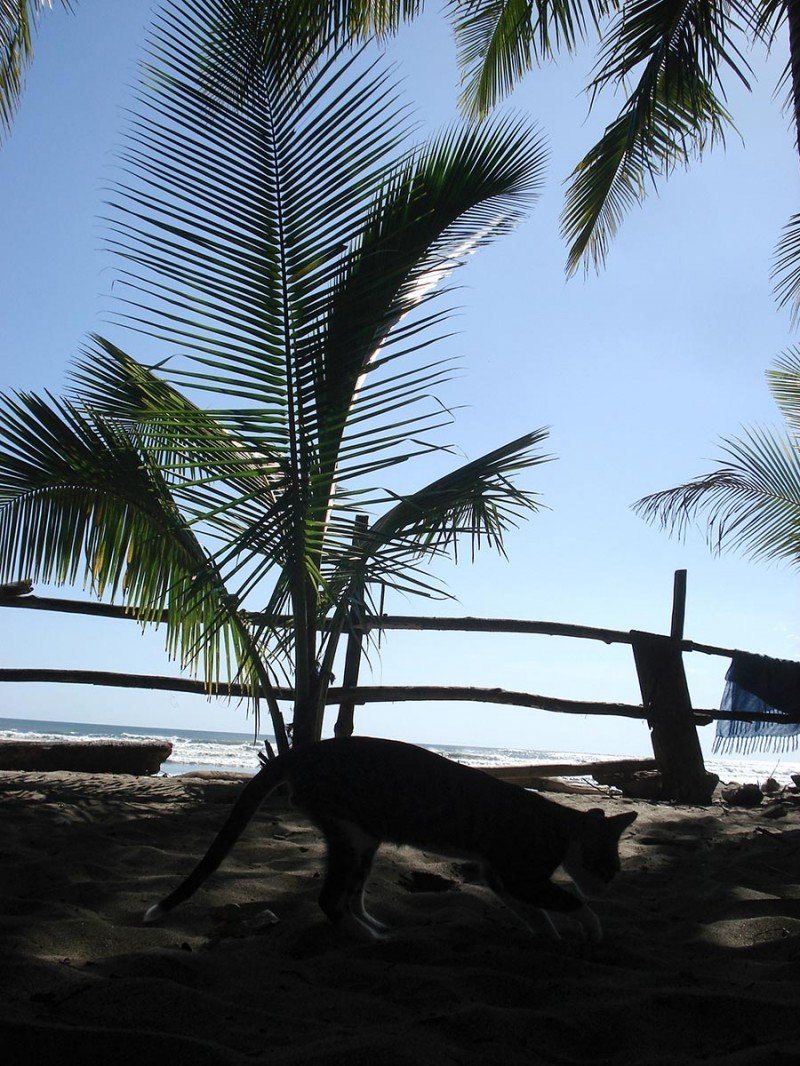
top-left (714, 651), bottom-right (800, 754)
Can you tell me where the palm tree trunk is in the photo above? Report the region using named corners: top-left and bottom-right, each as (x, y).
top-left (291, 685), bottom-right (324, 747)
top-left (230, 613), bottom-right (290, 756)
top-left (289, 573), bottom-right (322, 746)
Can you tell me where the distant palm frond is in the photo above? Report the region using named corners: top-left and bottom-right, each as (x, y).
top-left (1, 0), bottom-right (73, 139)
top-left (450, 0), bottom-right (604, 119)
top-left (563, 0), bottom-right (750, 275)
top-left (772, 213), bottom-right (800, 325)
top-left (635, 354), bottom-right (800, 569)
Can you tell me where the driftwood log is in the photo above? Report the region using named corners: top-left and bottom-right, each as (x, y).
top-left (592, 767), bottom-right (720, 801)
top-left (483, 758), bottom-right (721, 801)
top-left (0, 740), bottom-right (172, 775)
top-left (480, 758), bottom-right (658, 794)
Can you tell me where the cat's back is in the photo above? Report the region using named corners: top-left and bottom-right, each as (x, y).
top-left (286, 736), bottom-right (504, 798)
top-left (283, 736), bottom-right (534, 853)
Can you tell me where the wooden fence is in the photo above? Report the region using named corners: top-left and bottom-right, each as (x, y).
top-left (0, 571), bottom-right (793, 803)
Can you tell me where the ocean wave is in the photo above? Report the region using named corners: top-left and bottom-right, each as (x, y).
top-left (0, 717), bottom-right (797, 785)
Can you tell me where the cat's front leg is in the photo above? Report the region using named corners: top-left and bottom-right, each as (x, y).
top-left (483, 892), bottom-right (561, 939)
top-left (495, 872), bottom-right (603, 943)
top-left (537, 899), bottom-right (603, 943)
top-left (517, 904), bottom-right (563, 940)
top-left (531, 903), bottom-right (602, 943)
top-left (350, 890), bottom-right (389, 936)
top-left (558, 872), bottom-right (603, 942)
top-left (338, 911), bottom-right (389, 941)
top-left (571, 903), bottom-right (602, 943)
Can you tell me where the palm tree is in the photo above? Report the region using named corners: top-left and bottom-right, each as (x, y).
top-left (633, 350), bottom-right (800, 568)
top-left (0, 0), bottom-right (550, 749)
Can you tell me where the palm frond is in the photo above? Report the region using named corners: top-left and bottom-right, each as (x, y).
top-left (563, 0), bottom-right (749, 275)
top-left (72, 337), bottom-right (288, 500)
top-left (69, 338), bottom-right (306, 587)
top-left (590, 0), bottom-right (751, 94)
top-left (285, 0), bottom-right (426, 40)
top-left (106, 0), bottom-right (413, 466)
top-left (0, 387), bottom-right (264, 692)
top-left (767, 348), bottom-right (800, 439)
top-left (452, 0), bottom-right (537, 120)
top-left (749, 0), bottom-right (785, 46)
top-left (450, 0), bottom-right (605, 119)
top-left (772, 212), bottom-right (800, 324)
top-left (0, 0), bottom-right (72, 139)
top-left (314, 115), bottom-right (547, 493)
top-left (634, 426), bottom-right (800, 568)
top-left (320, 429), bottom-right (551, 605)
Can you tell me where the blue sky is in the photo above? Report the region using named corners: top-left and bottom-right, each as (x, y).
top-left (1, 1), bottom-right (798, 762)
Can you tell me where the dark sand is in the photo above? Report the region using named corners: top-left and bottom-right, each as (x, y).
top-left (2, 768), bottom-right (800, 1064)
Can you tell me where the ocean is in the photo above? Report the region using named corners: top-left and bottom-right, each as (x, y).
top-left (0, 716), bottom-right (796, 787)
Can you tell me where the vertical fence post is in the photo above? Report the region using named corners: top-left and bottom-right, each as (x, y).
top-left (670, 568), bottom-right (687, 641)
top-left (334, 515), bottom-right (368, 738)
top-left (631, 570), bottom-right (715, 804)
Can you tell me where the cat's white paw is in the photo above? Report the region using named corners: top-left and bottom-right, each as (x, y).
top-left (534, 909), bottom-right (563, 940)
top-left (360, 911), bottom-right (389, 934)
top-left (339, 913), bottom-right (389, 941)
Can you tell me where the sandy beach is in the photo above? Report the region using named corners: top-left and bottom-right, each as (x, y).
top-left (2, 767), bottom-right (800, 1064)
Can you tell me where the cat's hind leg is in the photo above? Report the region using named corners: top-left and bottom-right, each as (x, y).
top-left (317, 819), bottom-right (383, 941)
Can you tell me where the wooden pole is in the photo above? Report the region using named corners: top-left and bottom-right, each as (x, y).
top-left (334, 515), bottom-right (368, 738)
top-left (671, 569), bottom-right (687, 641)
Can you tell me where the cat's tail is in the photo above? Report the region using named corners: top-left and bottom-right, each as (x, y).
top-left (143, 751), bottom-right (289, 924)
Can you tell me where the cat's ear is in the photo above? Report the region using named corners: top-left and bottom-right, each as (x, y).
top-left (608, 811), bottom-right (638, 836)
top-left (585, 809), bottom-right (637, 836)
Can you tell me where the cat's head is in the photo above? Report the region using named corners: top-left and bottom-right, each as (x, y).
top-left (562, 809), bottom-right (637, 897)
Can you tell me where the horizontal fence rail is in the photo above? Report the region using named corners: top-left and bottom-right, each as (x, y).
top-left (0, 669), bottom-right (790, 727)
top-left (0, 582), bottom-right (792, 728)
top-left (0, 668), bottom-right (649, 717)
top-left (0, 590), bottom-right (739, 658)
